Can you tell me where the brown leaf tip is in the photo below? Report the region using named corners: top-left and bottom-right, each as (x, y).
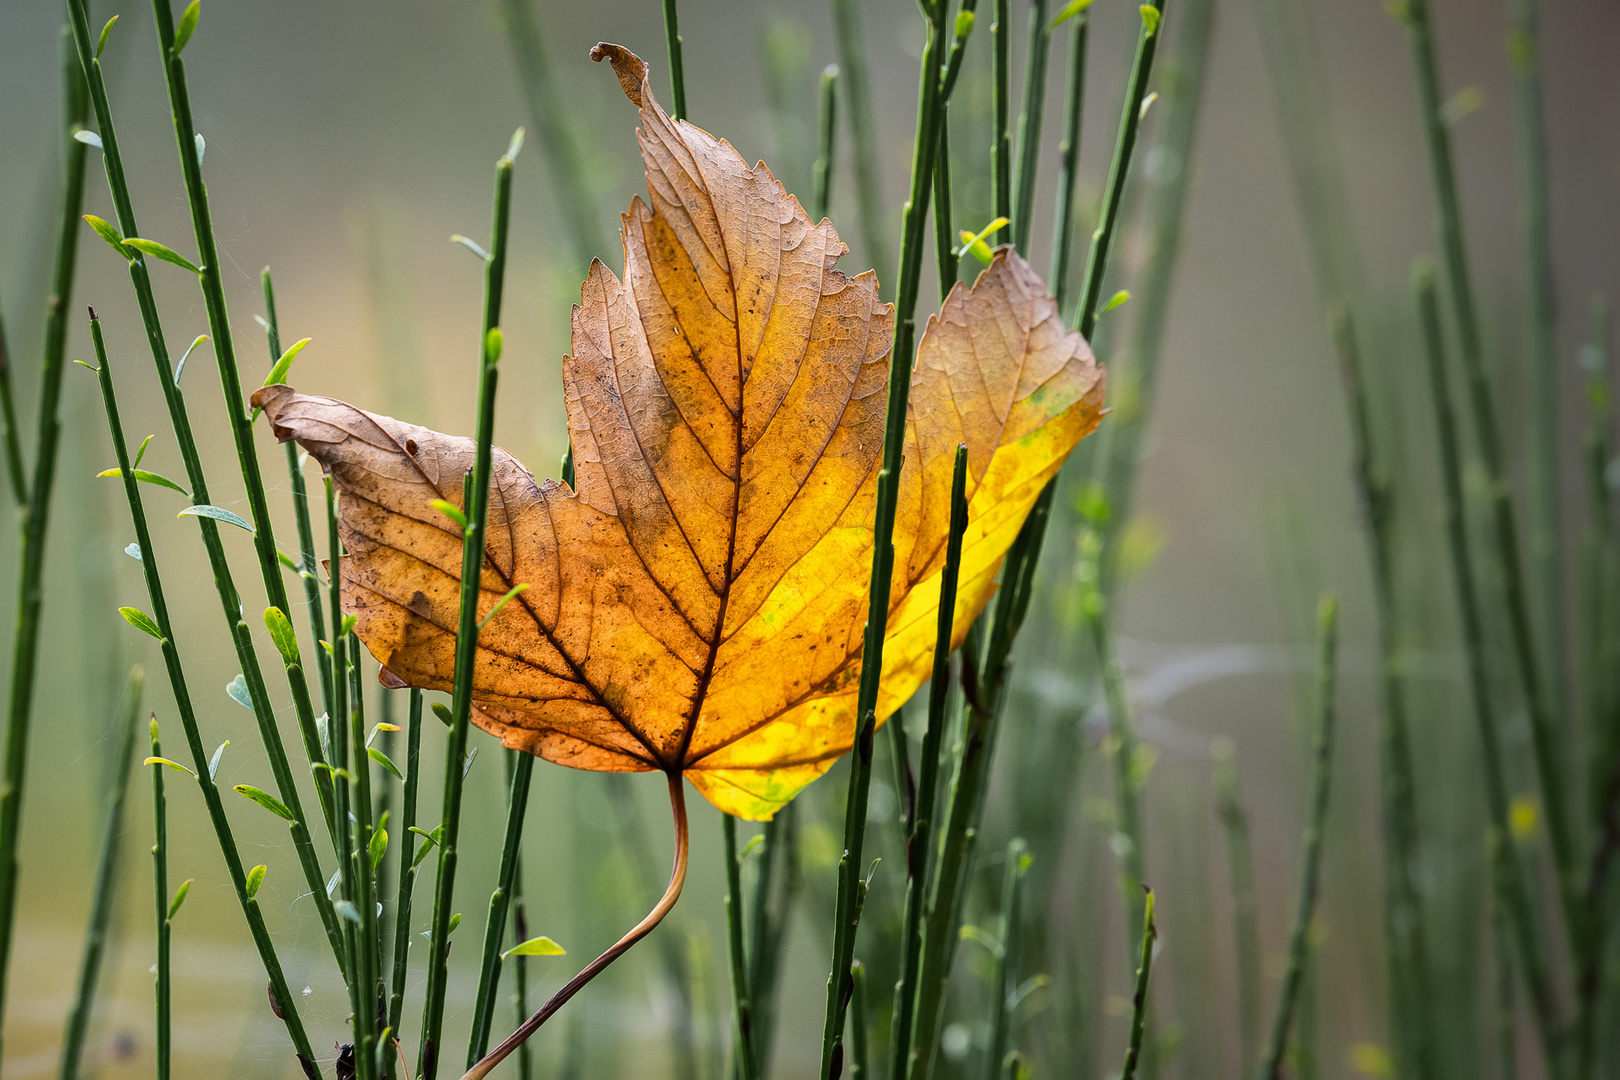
top-left (590, 43), bottom-right (647, 106)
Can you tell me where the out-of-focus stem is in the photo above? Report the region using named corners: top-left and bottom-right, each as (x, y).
top-left (1048, 13), bottom-right (1088, 314)
top-left (1119, 888), bottom-right (1157, 1080)
top-left (1257, 595), bottom-right (1339, 1080)
top-left (1214, 740), bottom-right (1261, 1077)
top-left (1011, 0), bottom-right (1051, 254)
top-left (468, 751), bottom-right (537, 1063)
top-left (58, 666), bottom-right (144, 1080)
top-left (813, 65), bottom-right (840, 223)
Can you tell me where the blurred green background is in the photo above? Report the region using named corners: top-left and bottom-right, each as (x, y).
top-left (1, 0), bottom-right (1617, 1077)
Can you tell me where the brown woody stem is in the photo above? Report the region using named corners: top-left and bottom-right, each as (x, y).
top-left (459, 771), bottom-right (690, 1080)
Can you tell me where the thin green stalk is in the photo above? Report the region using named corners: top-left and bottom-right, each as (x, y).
top-left (662, 0), bottom-right (688, 119)
top-left (420, 132), bottom-right (520, 1080)
top-left (144, 0), bottom-right (335, 827)
top-left (262, 269), bottom-right (334, 722)
top-left (744, 801), bottom-right (798, 1072)
top-left (813, 66), bottom-right (839, 223)
top-left (0, 31), bottom-right (88, 1041)
top-left (1509, 0), bottom-right (1566, 731)
top-left (723, 814), bottom-right (759, 1080)
top-left (325, 520), bottom-right (367, 1071)
top-left (819, 3), bottom-right (964, 1072)
top-left (1330, 296), bottom-right (1440, 1079)
top-left (1085, 563), bottom-right (1146, 944)
top-left (1071, 2), bottom-right (1164, 337)
top-left (1405, 276), bottom-right (1559, 1062)
top-left (1492, 885), bottom-right (1521, 1080)
top-left (498, 0), bottom-right (606, 264)
top-left (386, 690), bottom-right (425, 1074)
top-left (1047, 12), bottom-right (1088, 313)
top-left (86, 310), bottom-right (316, 1068)
top-left (58, 666), bottom-right (143, 1080)
top-left (150, 714), bottom-right (172, 1080)
top-left (1213, 740), bottom-right (1260, 1078)
top-left (830, 0), bottom-right (892, 287)
top-left (911, 15), bottom-right (1164, 1074)
top-left (1011, 0), bottom-right (1051, 254)
top-left (984, 839), bottom-right (1029, 1080)
top-left (509, 848), bottom-right (533, 1080)
top-left (1394, 0), bottom-right (1580, 942)
top-left (892, 447), bottom-right (969, 1080)
top-left (849, 960), bottom-right (869, 1080)
top-left (1258, 595), bottom-right (1339, 1080)
top-left (347, 634), bottom-right (382, 1080)
top-left (467, 750), bottom-right (538, 1063)
top-left (992, 0), bottom-right (1012, 243)
top-left (1119, 888), bottom-right (1157, 1080)
top-left (0, 296), bottom-right (26, 504)
top-left (1091, 0), bottom-right (1214, 587)
top-left (72, 0), bottom-right (340, 920)
top-left (933, 113), bottom-right (958, 301)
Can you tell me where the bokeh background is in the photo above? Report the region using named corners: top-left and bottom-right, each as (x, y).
top-left (1, 0), bottom-right (1618, 1077)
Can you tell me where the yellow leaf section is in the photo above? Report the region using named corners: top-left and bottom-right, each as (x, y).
top-left (687, 253), bottom-right (1105, 819)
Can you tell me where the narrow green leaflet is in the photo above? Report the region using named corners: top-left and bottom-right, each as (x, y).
top-left (369, 827), bottom-right (388, 872)
top-left (263, 606), bottom-right (301, 665)
top-left (167, 879), bottom-right (194, 920)
top-left (96, 14), bottom-right (119, 57)
top-left (178, 504), bottom-right (255, 533)
top-left (172, 0), bottom-right (200, 55)
top-left (133, 433), bottom-right (155, 468)
top-left (367, 747), bottom-right (404, 781)
top-left (144, 756), bottom-right (196, 777)
top-left (123, 238), bottom-right (202, 275)
top-left (97, 467), bottom-right (190, 498)
top-left (333, 900), bottom-right (362, 926)
top-left (429, 499), bottom-right (468, 532)
top-left (478, 582), bottom-right (530, 632)
top-left (119, 606), bottom-right (164, 640)
top-left (501, 936), bottom-right (567, 960)
top-left (172, 335), bottom-right (209, 386)
top-left (234, 784), bottom-right (296, 822)
top-left (251, 338), bottom-right (312, 421)
top-left (245, 864), bottom-right (267, 899)
top-left (209, 739), bottom-right (229, 780)
top-left (83, 214), bottom-right (128, 257)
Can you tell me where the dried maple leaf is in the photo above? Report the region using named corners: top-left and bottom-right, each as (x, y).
top-left (253, 45), bottom-right (1103, 822)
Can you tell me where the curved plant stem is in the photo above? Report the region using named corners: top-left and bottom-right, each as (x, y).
top-left (1406, 274), bottom-right (1559, 1060)
top-left (467, 750), bottom-right (537, 1064)
top-left (86, 310), bottom-right (316, 1065)
top-left (461, 772), bottom-right (690, 1080)
top-left (419, 131), bottom-right (520, 1080)
top-left (0, 29), bottom-right (88, 1041)
top-left (58, 666), bottom-right (144, 1080)
top-left (1258, 595), bottom-right (1339, 1080)
top-left (830, 0), bottom-right (892, 287)
top-left (1119, 888), bottom-right (1157, 1080)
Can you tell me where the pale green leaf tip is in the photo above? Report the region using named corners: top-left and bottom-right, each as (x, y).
top-left (1140, 5), bottom-right (1161, 33)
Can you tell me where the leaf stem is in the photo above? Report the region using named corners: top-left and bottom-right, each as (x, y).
top-left (463, 773), bottom-right (690, 1080)
top-left (1257, 595), bottom-right (1339, 1080)
top-left (420, 134), bottom-right (519, 1079)
top-left (0, 27), bottom-right (88, 1040)
top-left (57, 666), bottom-right (144, 1080)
